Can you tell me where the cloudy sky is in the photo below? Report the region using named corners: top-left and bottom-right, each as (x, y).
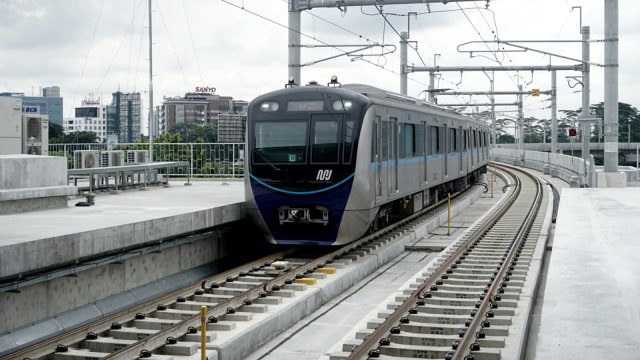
top-left (0, 0), bottom-right (637, 126)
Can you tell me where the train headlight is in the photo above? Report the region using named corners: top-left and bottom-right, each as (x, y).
top-left (332, 100), bottom-right (353, 111)
top-left (260, 101), bottom-right (279, 112)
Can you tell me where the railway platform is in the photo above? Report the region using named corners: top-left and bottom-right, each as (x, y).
top-left (0, 179), bottom-right (245, 282)
top-left (530, 186), bottom-right (640, 359)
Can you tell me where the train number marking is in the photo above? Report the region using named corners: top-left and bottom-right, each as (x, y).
top-left (316, 169), bottom-right (333, 181)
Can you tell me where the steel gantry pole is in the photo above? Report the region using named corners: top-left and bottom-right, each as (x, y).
top-left (580, 26), bottom-right (592, 168)
top-left (518, 85), bottom-right (525, 163)
top-left (551, 70), bottom-right (558, 154)
top-left (291, 0), bottom-right (482, 10)
top-left (604, 0), bottom-right (619, 172)
top-left (400, 32), bottom-right (408, 95)
top-left (288, 1), bottom-right (301, 86)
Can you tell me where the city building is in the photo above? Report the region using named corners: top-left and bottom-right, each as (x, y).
top-left (0, 86), bottom-right (63, 126)
top-left (160, 91), bottom-right (247, 142)
top-left (112, 91), bottom-right (142, 143)
top-left (62, 96), bottom-right (108, 142)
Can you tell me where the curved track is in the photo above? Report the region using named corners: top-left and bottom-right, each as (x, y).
top-left (338, 163), bottom-right (549, 359)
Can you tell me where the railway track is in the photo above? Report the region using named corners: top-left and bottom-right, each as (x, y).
top-left (5, 164), bottom-right (552, 360)
top-left (328, 163), bottom-right (552, 360)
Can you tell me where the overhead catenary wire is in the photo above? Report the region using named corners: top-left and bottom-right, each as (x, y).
top-left (71, 0), bottom-right (106, 115)
top-left (182, 0), bottom-right (204, 84)
top-left (220, 0), bottom-right (426, 85)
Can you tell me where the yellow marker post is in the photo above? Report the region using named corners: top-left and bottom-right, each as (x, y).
top-left (447, 193), bottom-right (451, 236)
top-left (201, 306), bottom-right (207, 360)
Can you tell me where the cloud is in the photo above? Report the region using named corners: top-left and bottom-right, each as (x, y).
top-left (0, 0), bottom-right (638, 122)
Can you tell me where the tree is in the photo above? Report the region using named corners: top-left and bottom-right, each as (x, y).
top-left (495, 117), bottom-right (516, 144)
top-left (48, 122), bottom-right (65, 143)
top-left (60, 131), bottom-right (98, 143)
top-left (168, 123), bottom-right (217, 143)
top-left (590, 102), bottom-right (640, 143)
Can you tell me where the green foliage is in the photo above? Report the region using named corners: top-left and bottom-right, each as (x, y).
top-left (58, 131), bottom-right (99, 144)
top-left (48, 122), bottom-right (65, 143)
top-left (168, 123), bottom-right (217, 143)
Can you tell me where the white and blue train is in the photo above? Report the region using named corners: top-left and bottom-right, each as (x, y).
top-left (245, 81), bottom-right (489, 246)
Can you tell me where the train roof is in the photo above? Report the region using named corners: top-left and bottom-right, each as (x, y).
top-left (341, 83), bottom-right (473, 119)
top-left (252, 82), bottom-right (485, 125)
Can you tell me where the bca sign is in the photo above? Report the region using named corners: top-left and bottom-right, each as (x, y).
top-left (22, 106), bottom-right (40, 113)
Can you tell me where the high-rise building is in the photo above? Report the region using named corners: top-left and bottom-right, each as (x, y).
top-left (112, 91), bottom-right (142, 143)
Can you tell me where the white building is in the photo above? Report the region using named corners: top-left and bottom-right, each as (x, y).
top-left (63, 96), bottom-right (108, 142)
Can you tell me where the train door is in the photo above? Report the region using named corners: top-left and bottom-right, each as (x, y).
top-left (374, 115), bottom-right (382, 198)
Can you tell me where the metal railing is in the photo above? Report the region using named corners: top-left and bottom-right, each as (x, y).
top-left (48, 143), bottom-right (245, 179)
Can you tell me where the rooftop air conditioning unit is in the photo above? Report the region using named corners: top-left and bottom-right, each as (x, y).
top-left (23, 116), bottom-right (49, 155)
top-left (127, 150), bottom-right (149, 164)
top-left (74, 150), bottom-right (100, 169)
top-left (101, 150), bottom-right (125, 167)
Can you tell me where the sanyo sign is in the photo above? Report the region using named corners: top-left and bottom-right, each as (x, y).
top-left (194, 86), bottom-right (216, 93)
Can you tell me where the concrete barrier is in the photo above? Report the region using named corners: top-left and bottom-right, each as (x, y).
top-left (0, 155), bottom-right (77, 214)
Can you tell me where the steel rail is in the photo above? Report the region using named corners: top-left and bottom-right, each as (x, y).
top-left (452, 165), bottom-right (543, 360)
top-left (345, 163), bottom-right (543, 359)
top-left (7, 252), bottom-right (292, 360)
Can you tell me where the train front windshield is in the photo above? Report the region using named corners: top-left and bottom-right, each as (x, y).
top-left (254, 121), bottom-right (308, 164)
top-left (254, 117), bottom-right (347, 165)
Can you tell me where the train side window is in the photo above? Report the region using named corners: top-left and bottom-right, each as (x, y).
top-left (311, 117), bottom-right (341, 164)
top-left (416, 122), bottom-right (424, 156)
top-left (462, 129), bottom-right (468, 151)
top-left (438, 127), bottom-right (446, 154)
top-left (449, 128), bottom-right (457, 152)
top-left (473, 129), bottom-right (478, 148)
top-left (428, 126), bottom-right (438, 156)
top-left (343, 120), bottom-right (355, 164)
top-left (381, 120), bottom-right (392, 161)
top-left (401, 123), bottom-right (415, 158)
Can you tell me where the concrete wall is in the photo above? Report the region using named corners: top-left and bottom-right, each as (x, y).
top-left (0, 155), bottom-right (77, 214)
top-left (0, 202), bottom-right (245, 279)
top-left (0, 236), bottom-right (228, 334)
top-left (491, 148), bottom-right (636, 188)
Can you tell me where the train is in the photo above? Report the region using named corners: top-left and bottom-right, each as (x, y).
top-left (244, 79), bottom-right (490, 246)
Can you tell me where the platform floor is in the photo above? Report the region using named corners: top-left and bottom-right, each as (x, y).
top-left (532, 187), bottom-right (640, 359)
top-left (0, 180), bottom-right (245, 279)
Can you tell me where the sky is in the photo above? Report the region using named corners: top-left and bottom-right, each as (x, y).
top-left (0, 0), bottom-right (638, 129)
